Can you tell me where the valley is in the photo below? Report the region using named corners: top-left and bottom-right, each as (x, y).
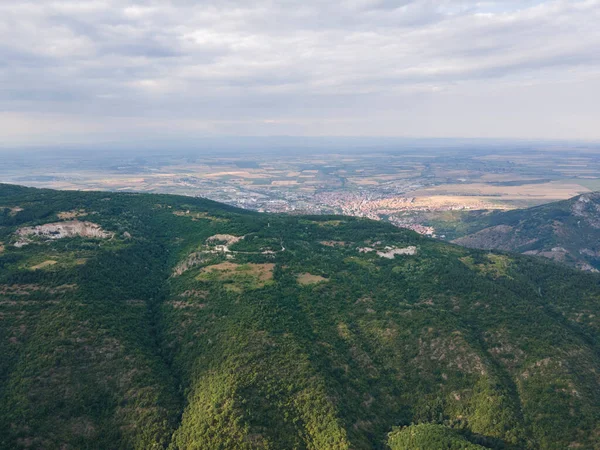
top-left (2, 144), bottom-right (599, 237)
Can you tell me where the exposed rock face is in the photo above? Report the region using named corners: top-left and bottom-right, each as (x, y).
top-left (527, 247), bottom-right (569, 262)
top-left (173, 252), bottom-right (207, 277)
top-left (358, 245), bottom-right (417, 258)
top-left (377, 246), bottom-right (417, 258)
top-left (450, 192), bottom-right (600, 272)
top-left (16, 221), bottom-right (112, 242)
top-left (206, 234), bottom-right (243, 245)
top-left (580, 248), bottom-right (600, 257)
top-left (571, 193), bottom-right (600, 228)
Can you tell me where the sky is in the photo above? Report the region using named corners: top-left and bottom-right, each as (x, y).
top-left (1, 0), bottom-right (599, 146)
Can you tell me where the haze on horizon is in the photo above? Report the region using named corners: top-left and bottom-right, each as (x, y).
top-left (1, 0), bottom-right (600, 147)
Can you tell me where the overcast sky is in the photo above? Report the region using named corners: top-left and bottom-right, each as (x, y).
top-left (1, 0), bottom-right (599, 146)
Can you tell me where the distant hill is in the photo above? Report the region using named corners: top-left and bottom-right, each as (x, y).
top-left (433, 193), bottom-right (600, 272)
top-left (1, 184), bottom-right (600, 449)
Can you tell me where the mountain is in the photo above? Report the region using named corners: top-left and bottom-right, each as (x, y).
top-left (1, 184), bottom-right (600, 449)
top-left (430, 193), bottom-right (600, 272)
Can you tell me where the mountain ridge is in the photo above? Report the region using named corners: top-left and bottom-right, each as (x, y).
top-left (1, 184), bottom-right (599, 449)
top-left (423, 192), bottom-right (600, 272)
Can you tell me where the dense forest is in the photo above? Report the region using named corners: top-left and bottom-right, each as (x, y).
top-left (0, 184), bottom-right (599, 449)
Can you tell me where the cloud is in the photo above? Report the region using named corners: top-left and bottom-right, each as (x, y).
top-left (0, 0), bottom-right (599, 144)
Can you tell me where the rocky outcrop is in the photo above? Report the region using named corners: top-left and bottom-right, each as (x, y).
top-left (450, 192), bottom-right (600, 272)
top-left (15, 221), bottom-right (112, 246)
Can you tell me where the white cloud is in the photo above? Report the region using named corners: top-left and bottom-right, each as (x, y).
top-left (0, 0), bottom-right (599, 144)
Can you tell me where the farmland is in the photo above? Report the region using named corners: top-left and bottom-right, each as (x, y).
top-left (1, 142), bottom-right (599, 238)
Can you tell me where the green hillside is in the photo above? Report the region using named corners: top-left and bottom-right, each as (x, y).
top-left (432, 192), bottom-right (600, 272)
top-left (1, 184), bottom-right (599, 449)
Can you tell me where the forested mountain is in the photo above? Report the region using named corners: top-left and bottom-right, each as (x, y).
top-left (432, 193), bottom-right (600, 272)
top-left (1, 184), bottom-right (600, 449)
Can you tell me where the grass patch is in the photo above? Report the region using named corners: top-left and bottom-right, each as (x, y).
top-left (318, 220), bottom-right (344, 227)
top-left (19, 252), bottom-right (90, 271)
top-left (29, 260), bottom-right (58, 270)
top-left (196, 262), bottom-right (275, 292)
top-left (320, 241), bottom-right (347, 247)
top-left (460, 254), bottom-right (512, 279)
top-left (297, 273), bottom-right (328, 285)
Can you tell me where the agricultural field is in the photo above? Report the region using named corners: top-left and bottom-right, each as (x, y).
top-left (1, 142), bottom-right (599, 237)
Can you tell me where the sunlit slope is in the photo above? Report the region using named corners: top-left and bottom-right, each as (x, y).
top-left (0, 184), bottom-right (599, 449)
